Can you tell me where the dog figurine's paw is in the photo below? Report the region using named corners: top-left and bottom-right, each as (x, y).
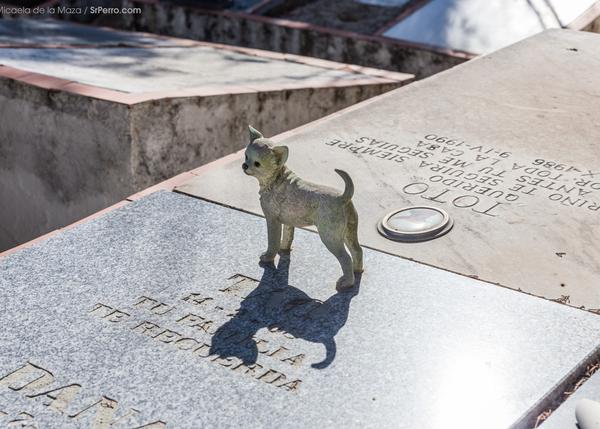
top-left (335, 275), bottom-right (355, 291)
top-left (260, 252), bottom-right (277, 263)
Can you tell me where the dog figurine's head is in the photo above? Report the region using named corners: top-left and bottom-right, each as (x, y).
top-left (242, 126), bottom-right (289, 183)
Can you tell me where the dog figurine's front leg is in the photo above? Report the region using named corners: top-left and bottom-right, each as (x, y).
top-left (280, 225), bottom-right (294, 253)
top-left (260, 217), bottom-right (282, 263)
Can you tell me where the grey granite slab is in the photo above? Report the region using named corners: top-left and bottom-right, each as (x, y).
top-left (176, 29), bottom-right (600, 310)
top-left (0, 18), bottom-right (178, 47)
top-left (1, 191), bottom-right (600, 428)
top-left (542, 371), bottom-right (600, 428)
top-left (0, 45), bottom-right (397, 93)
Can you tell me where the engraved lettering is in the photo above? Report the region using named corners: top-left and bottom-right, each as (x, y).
top-left (182, 293), bottom-right (214, 307)
top-left (219, 274), bottom-right (260, 298)
top-left (403, 182), bottom-right (428, 195)
top-left (154, 329), bottom-right (182, 344)
top-left (452, 195), bottom-right (479, 208)
top-left (278, 379), bottom-right (302, 391)
top-left (135, 297), bottom-right (175, 315)
top-left (257, 369), bottom-right (286, 384)
top-left (104, 309), bottom-right (130, 323)
top-left (149, 303), bottom-right (174, 315)
top-left (176, 313), bottom-right (214, 334)
top-left (281, 354), bottom-right (305, 367)
top-left (68, 396), bottom-right (164, 429)
top-left (472, 202), bottom-right (503, 217)
top-left (134, 296), bottom-right (158, 309)
top-left (28, 383), bottom-right (81, 412)
top-left (231, 362), bottom-right (263, 377)
top-left (174, 338), bottom-right (200, 351)
top-left (0, 363), bottom-right (166, 427)
top-left (131, 321), bottom-right (161, 337)
top-left (421, 189), bottom-right (451, 204)
top-left (267, 346), bottom-right (290, 359)
top-left (89, 303), bottom-right (113, 317)
top-left (213, 357), bottom-right (240, 368)
top-left (255, 338), bottom-right (270, 353)
top-left (89, 304), bottom-right (129, 323)
top-left (191, 343), bottom-right (213, 358)
top-left (0, 362), bottom-right (55, 393)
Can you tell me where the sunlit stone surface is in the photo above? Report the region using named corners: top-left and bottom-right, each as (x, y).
top-left (177, 29), bottom-right (600, 310)
top-left (1, 191), bottom-right (599, 428)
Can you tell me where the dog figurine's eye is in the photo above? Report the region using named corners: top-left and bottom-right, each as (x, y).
top-left (254, 161), bottom-right (261, 167)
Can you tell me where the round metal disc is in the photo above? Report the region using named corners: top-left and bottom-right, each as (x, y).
top-left (377, 206), bottom-right (453, 242)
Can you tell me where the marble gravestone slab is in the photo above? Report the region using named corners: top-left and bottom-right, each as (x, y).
top-left (177, 29), bottom-right (600, 310)
top-left (1, 191), bottom-right (600, 429)
top-left (541, 369), bottom-right (600, 428)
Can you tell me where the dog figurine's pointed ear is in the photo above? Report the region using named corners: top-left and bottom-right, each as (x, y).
top-left (248, 125), bottom-right (263, 142)
top-left (273, 145), bottom-right (289, 166)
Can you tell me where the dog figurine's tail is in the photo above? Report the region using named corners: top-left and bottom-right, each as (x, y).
top-left (334, 169), bottom-right (354, 202)
top-left (311, 338), bottom-right (336, 369)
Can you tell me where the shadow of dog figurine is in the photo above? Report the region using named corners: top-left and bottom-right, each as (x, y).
top-left (242, 125), bottom-right (363, 290)
top-left (209, 254), bottom-right (360, 369)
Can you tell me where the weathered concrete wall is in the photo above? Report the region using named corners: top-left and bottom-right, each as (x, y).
top-left (0, 77), bottom-right (399, 251)
top-left (0, 78), bottom-right (134, 251)
top-left (97, 0), bottom-right (470, 79)
top-left (129, 83), bottom-right (399, 189)
top-left (129, 83), bottom-right (399, 188)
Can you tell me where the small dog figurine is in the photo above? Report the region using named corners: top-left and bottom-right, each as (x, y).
top-left (242, 126), bottom-right (363, 290)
